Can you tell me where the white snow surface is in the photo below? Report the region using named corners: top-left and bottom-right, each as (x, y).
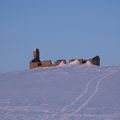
top-left (0, 64), bottom-right (120, 120)
top-left (85, 60), bottom-right (92, 65)
top-left (58, 61), bottom-right (66, 66)
top-left (69, 59), bottom-right (80, 65)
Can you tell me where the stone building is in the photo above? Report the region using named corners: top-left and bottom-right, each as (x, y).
top-left (29, 48), bottom-right (100, 69)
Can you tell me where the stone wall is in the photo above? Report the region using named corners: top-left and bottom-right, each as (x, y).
top-left (91, 56), bottom-right (100, 66)
top-left (55, 59), bottom-right (66, 66)
top-left (29, 62), bottom-right (41, 69)
top-left (41, 60), bottom-right (52, 67)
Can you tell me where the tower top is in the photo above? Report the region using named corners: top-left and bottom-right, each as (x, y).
top-left (33, 48), bottom-right (39, 51)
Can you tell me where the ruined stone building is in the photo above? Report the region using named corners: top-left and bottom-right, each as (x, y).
top-left (29, 48), bottom-right (100, 69)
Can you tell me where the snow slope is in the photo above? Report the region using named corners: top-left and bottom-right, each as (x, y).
top-left (0, 64), bottom-right (120, 120)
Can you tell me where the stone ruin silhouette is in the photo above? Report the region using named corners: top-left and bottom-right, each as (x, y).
top-left (29, 48), bottom-right (100, 69)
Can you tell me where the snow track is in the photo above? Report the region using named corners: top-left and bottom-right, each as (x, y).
top-left (61, 68), bottom-right (112, 113)
top-left (50, 67), bottom-right (120, 120)
top-left (0, 65), bottom-right (120, 120)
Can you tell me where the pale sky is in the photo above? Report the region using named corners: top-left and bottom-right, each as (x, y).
top-left (0, 0), bottom-right (120, 72)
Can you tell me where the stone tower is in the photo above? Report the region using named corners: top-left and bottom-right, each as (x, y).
top-left (29, 48), bottom-right (41, 69)
top-left (32, 48), bottom-right (40, 62)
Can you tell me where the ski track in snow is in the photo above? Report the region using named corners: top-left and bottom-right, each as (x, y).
top-left (65, 70), bottom-right (120, 120)
top-left (0, 66), bottom-right (120, 120)
top-left (69, 71), bottom-right (116, 116)
top-left (50, 67), bottom-right (120, 120)
top-left (61, 69), bottom-right (110, 113)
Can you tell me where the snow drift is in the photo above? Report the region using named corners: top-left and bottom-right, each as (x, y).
top-left (0, 64), bottom-right (120, 120)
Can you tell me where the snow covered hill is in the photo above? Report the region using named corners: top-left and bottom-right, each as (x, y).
top-left (0, 64), bottom-right (120, 120)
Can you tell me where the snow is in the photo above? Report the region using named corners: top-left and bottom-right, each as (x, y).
top-left (34, 48), bottom-right (37, 51)
top-left (0, 65), bottom-right (120, 120)
top-left (58, 61), bottom-right (66, 66)
top-left (85, 60), bottom-right (92, 65)
top-left (69, 59), bottom-right (80, 65)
